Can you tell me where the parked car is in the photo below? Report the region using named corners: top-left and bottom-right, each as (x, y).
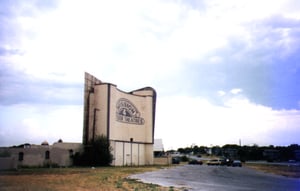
top-left (232, 160), bottom-right (242, 167)
top-left (288, 160), bottom-right (296, 163)
top-left (172, 157), bottom-right (180, 164)
top-left (220, 158), bottom-right (232, 166)
top-left (188, 159), bottom-right (203, 165)
top-left (207, 159), bottom-right (222, 166)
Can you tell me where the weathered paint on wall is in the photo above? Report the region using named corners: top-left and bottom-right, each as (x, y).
top-left (0, 72), bottom-right (157, 168)
top-left (83, 72), bottom-right (156, 166)
top-left (0, 143), bottom-right (82, 169)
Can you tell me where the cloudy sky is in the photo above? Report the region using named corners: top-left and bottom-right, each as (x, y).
top-left (1, 0), bottom-right (300, 149)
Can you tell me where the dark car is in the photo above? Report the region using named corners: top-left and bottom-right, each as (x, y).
top-left (232, 160), bottom-right (242, 167)
top-left (172, 157), bottom-right (180, 164)
top-left (220, 158), bottom-right (233, 166)
top-left (188, 159), bottom-right (203, 165)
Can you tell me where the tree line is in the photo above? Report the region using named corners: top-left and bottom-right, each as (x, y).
top-left (169, 144), bottom-right (300, 162)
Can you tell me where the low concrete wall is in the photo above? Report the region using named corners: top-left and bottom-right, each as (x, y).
top-left (0, 157), bottom-right (16, 170)
top-left (0, 143), bottom-right (82, 169)
top-left (154, 156), bottom-right (171, 165)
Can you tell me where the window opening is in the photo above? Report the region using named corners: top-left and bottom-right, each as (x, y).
top-left (45, 150), bottom-right (50, 159)
top-left (18, 152), bottom-right (24, 161)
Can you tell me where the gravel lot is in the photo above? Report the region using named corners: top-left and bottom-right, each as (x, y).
top-left (130, 165), bottom-right (300, 191)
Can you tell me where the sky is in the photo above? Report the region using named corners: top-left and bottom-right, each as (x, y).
top-left (1, 0), bottom-right (300, 150)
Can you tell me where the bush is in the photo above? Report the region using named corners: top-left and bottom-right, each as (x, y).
top-left (181, 155), bottom-right (189, 162)
top-left (73, 135), bottom-right (113, 166)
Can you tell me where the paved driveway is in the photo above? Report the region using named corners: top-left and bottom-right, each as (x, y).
top-left (130, 165), bottom-right (300, 191)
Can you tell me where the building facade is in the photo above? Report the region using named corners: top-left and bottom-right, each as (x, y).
top-left (0, 142), bottom-right (82, 170)
top-left (0, 72), bottom-right (157, 169)
top-left (83, 72), bottom-right (156, 166)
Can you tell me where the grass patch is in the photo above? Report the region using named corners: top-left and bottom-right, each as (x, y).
top-left (0, 166), bottom-right (181, 191)
top-left (245, 163), bottom-right (300, 178)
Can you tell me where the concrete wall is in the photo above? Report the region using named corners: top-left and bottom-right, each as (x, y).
top-left (110, 141), bottom-right (154, 166)
top-left (109, 86), bottom-right (154, 143)
top-left (83, 72), bottom-right (156, 166)
top-left (83, 72), bottom-right (102, 144)
top-left (0, 157), bottom-right (17, 170)
top-left (153, 156), bottom-right (172, 165)
top-left (0, 143), bottom-right (82, 169)
top-left (1, 72), bottom-right (157, 168)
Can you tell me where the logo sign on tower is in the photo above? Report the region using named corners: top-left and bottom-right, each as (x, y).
top-left (116, 98), bottom-right (145, 125)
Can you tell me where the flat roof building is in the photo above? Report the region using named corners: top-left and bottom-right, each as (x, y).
top-left (83, 72), bottom-right (157, 166)
top-left (0, 72), bottom-right (157, 168)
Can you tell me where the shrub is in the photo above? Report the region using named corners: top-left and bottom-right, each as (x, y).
top-left (181, 155), bottom-right (189, 162)
top-left (73, 135), bottom-right (113, 166)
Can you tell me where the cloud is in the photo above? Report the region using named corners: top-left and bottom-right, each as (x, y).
top-left (217, 91), bottom-right (226, 97)
top-left (230, 89), bottom-right (242, 95)
top-left (0, 0), bottom-right (58, 52)
top-left (0, 62), bottom-right (83, 105)
top-left (156, 95), bottom-right (300, 149)
top-left (1, 0), bottom-right (300, 148)
top-left (3, 0), bottom-right (300, 102)
top-left (0, 104), bottom-right (82, 146)
top-left (177, 12), bottom-right (300, 109)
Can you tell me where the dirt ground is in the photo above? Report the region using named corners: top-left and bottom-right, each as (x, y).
top-left (245, 163), bottom-right (300, 178)
top-left (0, 164), bottom-right (299, 191)
top-left (0, 166), bottom-right (179, 191)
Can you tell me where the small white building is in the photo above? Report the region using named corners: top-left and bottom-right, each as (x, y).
top-left (154, 139), bottom-right (164, 157)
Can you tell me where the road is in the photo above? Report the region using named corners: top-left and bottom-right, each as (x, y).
top-left (130, 165), bottom-right (300, 191)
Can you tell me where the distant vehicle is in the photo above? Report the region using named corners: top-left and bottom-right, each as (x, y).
top-left (232, 160), bottom-right (242, 167)
top-left (172, 157), bottom-right (180, 164)
top-left (220, 158), bottom-right (232, 166)
top-left (207, 159), bottom-right (222, 166)
top-left (188, 159), bottom-right (203, 165)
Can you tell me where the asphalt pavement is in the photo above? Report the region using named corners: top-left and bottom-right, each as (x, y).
top-left (130, 165), bottom-right (300, 191)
